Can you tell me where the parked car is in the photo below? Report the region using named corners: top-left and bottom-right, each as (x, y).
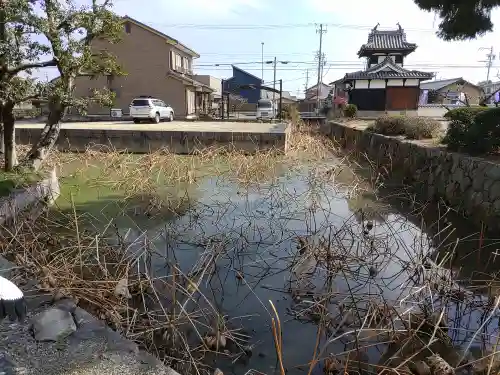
top-left (129, 96), bottom-right (174, 123)
top-left (256, 99), bottom-right (276, 120)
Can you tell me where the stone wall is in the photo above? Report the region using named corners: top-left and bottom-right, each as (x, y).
top-left (16, 127), bottom-right (287, 154)
top-left (327, 121), bottom-right (500, 231)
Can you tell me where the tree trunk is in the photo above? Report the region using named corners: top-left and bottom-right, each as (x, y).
top-left (0, 104), bottom-right (5, 155)
top-left (1, 101), bottom-right (17, 171)
top-left (23, 100), bottom-right (64, 171)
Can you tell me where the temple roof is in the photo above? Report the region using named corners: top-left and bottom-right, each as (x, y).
top-left (358, 23), bottom-right (417, 57)
top-left (343, 56), bottom-right (434, 81)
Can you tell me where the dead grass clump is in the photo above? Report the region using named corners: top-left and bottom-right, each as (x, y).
top-left (403, 117), bottom-right (443, 140)
top-left (368, 116), bottom-right (442, 140)
top-left (0, 211), bottom-right (251, 375)
top-left (368, 116), bottom-right (408, 136)
top-left (286, 122), bottom-right (340, 160)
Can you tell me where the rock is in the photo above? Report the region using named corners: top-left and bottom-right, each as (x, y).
top-left (114, 278), bottom-right (132, 299)
top-left (0, 352), bottom-right (19, 375)
top-left (31, 307), bottom-right (77, 342)
top-left (0, 255), bottom-right (16, 279)
top-left (426, 354), bottom-right (455, 375)
top-left (408, 360), bottom-right (431, 375)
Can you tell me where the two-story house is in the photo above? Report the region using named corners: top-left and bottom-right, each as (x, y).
top-left (304, 83), bottom-right (331, 101)
top-left (73, 16), bottom-right (213, 117)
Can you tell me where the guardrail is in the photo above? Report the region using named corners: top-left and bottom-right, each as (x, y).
top-left (300, 112), bottom-right (326, 119)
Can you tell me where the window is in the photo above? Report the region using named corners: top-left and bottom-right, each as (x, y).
top-left (182, 57), bottom-right (190, 72)
top-left (124, 22), bottom-right (131, 34)
top-left (131, 99), bottom-right (149, 106)
top-left (394, 55), bottom-right (403, 64)
top-left (175, 54), bottom-right (182, 70)
top-left (368, 55), bottom-right (378, 65)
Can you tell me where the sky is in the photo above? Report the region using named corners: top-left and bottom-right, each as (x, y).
top-left (39, 0), bottom-right (500, 98)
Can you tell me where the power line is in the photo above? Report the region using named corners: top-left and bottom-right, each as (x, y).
top-left (193, 62), bottom-right (500, 69)
top-left (139, 20), bottom-right (438, 33)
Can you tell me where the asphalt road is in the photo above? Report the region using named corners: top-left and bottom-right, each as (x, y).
top-left (17, 120), bottom-right (287, 134)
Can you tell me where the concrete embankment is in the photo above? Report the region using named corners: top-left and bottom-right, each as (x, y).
top-left (326, 121), bottom-right (500, 231)
top-left (16, 121), bottom-right (288, 154)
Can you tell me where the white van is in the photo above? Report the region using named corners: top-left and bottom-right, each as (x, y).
top-left (256, 99), bottom-right (276, 120)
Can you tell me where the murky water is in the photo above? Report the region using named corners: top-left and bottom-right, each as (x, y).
top-left (52, 155), bottom-right (500, 375)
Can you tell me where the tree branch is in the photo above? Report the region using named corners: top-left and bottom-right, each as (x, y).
top-left (5, 59), bottom-right (57, 75)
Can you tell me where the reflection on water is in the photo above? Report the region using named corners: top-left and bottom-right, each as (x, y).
top-left (54, 157), bottom-right (500, 375)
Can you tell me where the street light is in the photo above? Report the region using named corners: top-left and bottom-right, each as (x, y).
top-left (266, 59), bottom-right (290, 104)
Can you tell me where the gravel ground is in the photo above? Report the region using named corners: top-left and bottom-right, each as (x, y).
top-left (0, 257), bottom-right (179, 375)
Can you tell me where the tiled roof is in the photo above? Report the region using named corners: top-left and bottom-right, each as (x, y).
top-left (345, 70), bottom-right (433, 79)
top-left (420, 77), bottom-right (480, 91)
top-left (358, 25), bottom-right (417, 56)
top-left (343, 56), bottom-right (433, 80)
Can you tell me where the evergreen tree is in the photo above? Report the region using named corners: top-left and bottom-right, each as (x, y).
top-left (413, 0), bottom-right (500, 40)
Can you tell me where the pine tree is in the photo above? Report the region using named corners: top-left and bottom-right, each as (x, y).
top-left (413, 0), bottom-right (500, 40)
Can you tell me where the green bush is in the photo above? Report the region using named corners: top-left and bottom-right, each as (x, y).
top-left (343, 104), bottom-right (357, 118)
top-left (443, 107), bottom-right (500, 154)
top-left (443, 107), bottom-right (487, 124)
top-left (403, 117), bottom-right (443, 140)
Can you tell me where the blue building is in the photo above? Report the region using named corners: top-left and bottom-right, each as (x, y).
top-left (223, 65), bottom-right (263, 104)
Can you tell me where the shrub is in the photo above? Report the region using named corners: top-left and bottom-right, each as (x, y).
top-left (443, 107), bottom-right (487, 125)
top-left (403, 117), bottom-right (442, 140)
top-left (343, 104), bottom-right (357, 118)
top-left (466, 107), bottom-right (500, 154)
top-left (371, 115), bottom-right (407, 136)
top-left (443, 107), bottom-right (500, 154)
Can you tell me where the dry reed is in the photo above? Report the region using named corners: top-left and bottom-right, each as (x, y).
top-left (0, 123), bottom-right (499, 375)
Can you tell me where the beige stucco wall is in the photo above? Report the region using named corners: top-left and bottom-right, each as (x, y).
top-left (437, 83), bottom-right (483, 105)
top-left (193, 75), bottom-right (221, 96)
top-left (73, 20), bottom-right (191, 116)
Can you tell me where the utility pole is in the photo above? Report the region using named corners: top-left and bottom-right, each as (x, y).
top-left (304, 69), bottom-right (309, 95)
top-left (279, 79), bottom-right (282, 121)
top-left (479, 46), bottom-right (495, 82)
top-left (261, 42), bottom-right (264, 83)
top-left (272, 56), bottom-right (277, 105)
top-left (315, 23), bottom-right (327, 111)
top-left (265, 58), bottom-right (289, 110)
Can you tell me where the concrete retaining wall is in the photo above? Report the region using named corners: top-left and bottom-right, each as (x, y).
top-left (327, 121), bottom-right (500, 230)
top-left (16, 127), bottom-right (286, 154)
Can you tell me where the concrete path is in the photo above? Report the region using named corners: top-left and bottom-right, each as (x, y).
top-left (17, 120), bottom-right (287, 134)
